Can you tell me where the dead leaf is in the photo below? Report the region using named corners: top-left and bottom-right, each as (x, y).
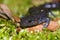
top-left (47, 21), bottom-right (59, 31)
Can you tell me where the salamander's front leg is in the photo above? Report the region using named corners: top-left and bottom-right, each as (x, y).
top-left (38, 17), bottom-right (50, 28)
top-left (43, 18), bottom-right (50, 28)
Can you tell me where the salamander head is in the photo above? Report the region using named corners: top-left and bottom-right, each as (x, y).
top-left (20, 17), bottom-right (38, 28)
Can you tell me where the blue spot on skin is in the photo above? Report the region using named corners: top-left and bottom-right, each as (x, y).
top-left (45, 4), bottom-right (51, 8)
top-left (52, 4), bottom-right (56, 8)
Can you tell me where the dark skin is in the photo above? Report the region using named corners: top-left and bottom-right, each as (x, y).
top-left (20, 7), bottom-right (50, 28)
top-left (20, 2), bottom-right (60, 28)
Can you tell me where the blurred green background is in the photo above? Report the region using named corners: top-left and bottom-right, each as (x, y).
top-left (0, 0), bottom-right (60, 40)
top-left (0, 0), bottom-right (32, 17)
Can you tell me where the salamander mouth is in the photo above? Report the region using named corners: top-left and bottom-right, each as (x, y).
top-left (20, 19), bottom-right (38, 28)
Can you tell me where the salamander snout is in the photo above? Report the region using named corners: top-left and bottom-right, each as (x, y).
top-left (20, 19), bottom-right (38, 28)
